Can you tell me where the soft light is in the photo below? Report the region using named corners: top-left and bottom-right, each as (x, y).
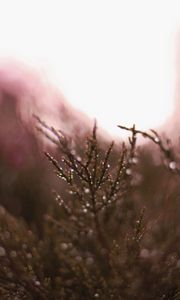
top-left (0, 1), bottom-right (179, 137)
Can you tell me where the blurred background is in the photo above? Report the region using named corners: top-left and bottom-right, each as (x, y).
top-left (0, 1), bottom-right (180, 136)
top-left (0, 0), bottom-right (180, 225)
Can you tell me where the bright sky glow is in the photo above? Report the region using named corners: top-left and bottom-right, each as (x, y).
top-left (0, 0), bottom-right (179, 137)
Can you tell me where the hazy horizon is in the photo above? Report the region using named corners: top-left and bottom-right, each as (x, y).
top-left (0, 1), bottom-right (180, 138)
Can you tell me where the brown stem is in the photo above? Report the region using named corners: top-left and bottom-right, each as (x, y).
top-left (94, 212), bottom-right (110, 251)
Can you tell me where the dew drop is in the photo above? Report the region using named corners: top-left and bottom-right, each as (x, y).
top-left (60, 243), bottom-right (68, 251)
top-left (71, 149), bottom-right (76, 155)
top-left (169, 161), bottom-right (176, 170)
top-left (87, 229), bottom-right (94, 238)
top-left (132, 157), bottom-right (138, 164)
top-left (75, 256), bottom-right (82, 262)
top-left (126, 168), bottom-right (132, 175)
top-left (27, 253), bottom-right (32, 259)
top-left (84, 188), bottom-right (90, 194)
top-left (154, 137), bottom-right (160, 143)
top-left (0, 246), bottom-right (6, 256)
top-left (22, 243), bottom-right (27, 250)
top-left (90, 212), bottom-right (95, 218)
top-left (176, 260), bottom-right (180, 268)
top-left (140, 248), bottom-right (150, 258)
top-left (94, 293), bottom-right (99, 298)
top-left (70, 215), bottom-right (78, 222)
top-left (10, 250), bottom-right (17, 258)
top-left (0, 206), bottom-right (5, 215)
top-left (86, 257), bottom-right (94, 265)
top-left (35, 280), bottom-right (41, 286)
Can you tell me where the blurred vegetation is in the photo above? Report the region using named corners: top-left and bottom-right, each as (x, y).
top-left (0, 93), bottom-right (179, 299)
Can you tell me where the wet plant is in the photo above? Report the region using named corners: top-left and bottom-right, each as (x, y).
top-left (0, 119), bottom-right (179, 299)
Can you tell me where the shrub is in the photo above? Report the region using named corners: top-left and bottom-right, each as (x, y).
top-left (0, 120), bottom-right (179, 299)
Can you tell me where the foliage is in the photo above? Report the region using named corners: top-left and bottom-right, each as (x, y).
top-left (0, 120), bottom-right (179, 299)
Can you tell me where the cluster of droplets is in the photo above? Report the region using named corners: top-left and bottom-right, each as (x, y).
top-left (81, 200), bottom-right (91, 214)
top-left (129, 157), bottom-right (138, 164)
top-left (140, 248), bottom-right (164, 260)
top-left (60, 241), bottom-right (95, 267)
top-left (60, 242), bottom-right (69, 251)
